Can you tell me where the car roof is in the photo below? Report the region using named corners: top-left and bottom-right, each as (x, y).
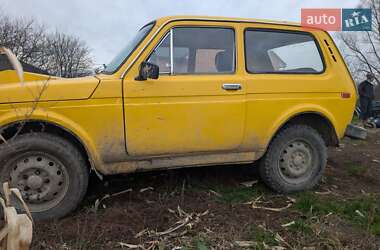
top-left (155, 15), bottom-right (302, 27)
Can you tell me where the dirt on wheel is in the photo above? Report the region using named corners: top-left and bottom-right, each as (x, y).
top-left (31, 129), bottom-right (380, 250)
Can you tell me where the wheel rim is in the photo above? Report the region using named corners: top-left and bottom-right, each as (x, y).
top-left (278, 139), bottom-right (315, 184)
top-left (5, 152), bottom-right (69, 213)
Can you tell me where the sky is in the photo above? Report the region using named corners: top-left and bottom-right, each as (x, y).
top-left (1, 0), bottom-right (360, 65)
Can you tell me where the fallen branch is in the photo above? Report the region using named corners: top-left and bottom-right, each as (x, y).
top-left (139, 187), bottom-right (154, 193)
top-left (251, 203), bottom-right (292, 212)
top-left (155, 209), bottom-right (209, 237)
top-left (118, 242), bottom-right (144, 249)
top-left (315, 189), bottom-right (332, 195)
top-left (135, 229), bottom-right (149, 239)
top-left (355, 210), bottom-right (365, 218)
top-left (240, 180), bottom-right (258, 187)
top-left (245, 196), bottom-right (295, 212)
top-left (155, 217), bottom-right (191, 237)
top-left (94, 188), bottom-right (132, 211)
top-left (134, 207), bottom-right (209, 246)
top-left (281, 221), bottom-right (295, 228)
top-left (208, 189), bottom-right (222, 197)
top-left (0, 133), bottom-right (9, 146)
top-left (235, 241), bottom-right (258, 247)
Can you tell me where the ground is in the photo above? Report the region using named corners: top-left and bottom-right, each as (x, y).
top-left (31, 129), bottom-right (380, 250)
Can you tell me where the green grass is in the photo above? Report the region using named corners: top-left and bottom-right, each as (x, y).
top-left (295, 192), bottom-right (380, 235)
top-left (352, 114), bottom-right (360, 125)
top-left (287, 218), bottom-right (313, 235)
top-left (249, 225), bottom-right (277, 249)
top-left (347, 164), bottom-right (368, 176)
top-left (182, 236), bottom-right (209, 250)
top-left (214, 185), bottom-right (265, 204)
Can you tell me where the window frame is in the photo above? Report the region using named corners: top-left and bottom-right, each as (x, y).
top-left (103, 21), bottom-right (155, 75)
top-left (244, 28), bottom-right (326, 75)
top-left (147, 31), bottom-right (172, 75)
top-left (145, 25), bottom-right (237, 76)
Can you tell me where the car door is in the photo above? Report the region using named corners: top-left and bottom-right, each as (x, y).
top-left (123, 23), bottom-right (246, 156)
top-left (239, 24), bottom-right (332, 150)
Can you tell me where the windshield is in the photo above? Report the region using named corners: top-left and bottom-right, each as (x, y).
top-left (103, 22), bottom-right (155, 74)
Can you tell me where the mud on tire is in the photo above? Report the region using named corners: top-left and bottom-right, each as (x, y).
top-left (0, 133), bottom-right (89, 220)
top-left (259, 125), bottom-right (327, 193)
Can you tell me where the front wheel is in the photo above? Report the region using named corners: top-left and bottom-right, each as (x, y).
top-left (0, 133), bottom-right (89, 220)
top-left (259, 125), bottom-right (327, 193)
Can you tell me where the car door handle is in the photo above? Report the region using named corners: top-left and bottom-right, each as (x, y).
top-left (222, 83), bottom-right (242, 90)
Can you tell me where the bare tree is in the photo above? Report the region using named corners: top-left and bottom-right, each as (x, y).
top-left (338, 0), bottom-right (380, 83)
top-left (0, 16), bottom-right (46, 67)
top-left (0, 13), bottom-right (93, 77)
top-left (45, 32), bottom-right (93, 77)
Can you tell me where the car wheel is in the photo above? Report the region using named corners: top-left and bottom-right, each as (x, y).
top-left (0, 133), bottom-right (89, 220)
top-left (259, 125), bottom-right (327, 193)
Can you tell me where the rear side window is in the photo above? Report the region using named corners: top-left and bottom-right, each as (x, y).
top-left (147, 27), bottom-right (235, 75)
top-left (244, 29), bottom-right (324, 74)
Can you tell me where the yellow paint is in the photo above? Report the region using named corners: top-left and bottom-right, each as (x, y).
top-left (0, 75), bottom-right (99, 103)
top-left (0, 70), bottom-right (52, 84)
top-left (0, 16), bottom-right (356, 174)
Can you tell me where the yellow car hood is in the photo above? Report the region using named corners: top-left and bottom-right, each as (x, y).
top-left (0, 70), bottom-right (100, 103)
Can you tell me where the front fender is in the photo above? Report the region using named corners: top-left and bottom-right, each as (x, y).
top-left (0, 106), bottom-right (102, 168)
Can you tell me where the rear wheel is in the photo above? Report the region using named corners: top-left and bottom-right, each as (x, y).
top-left (259, 125), bottom-right (327, 193)
top-left (0, 133), bottom-right (89, 220)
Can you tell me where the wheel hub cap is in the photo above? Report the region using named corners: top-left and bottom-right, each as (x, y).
top-left (26, 175), bottom-right (43, 190)
top-left (279, 140), bottom-right (313, 180)
top-left (293, 155), bottom-right (304, 166)
top-left (5, 153), bottom-right (69, 212)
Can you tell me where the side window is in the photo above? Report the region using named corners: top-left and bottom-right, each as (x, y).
top-left (147, 33), bottom-right (171, 73)
top-left (244, 29), bottom-right (324, 74)
top-left (147, 27), bottom-right (235, 75)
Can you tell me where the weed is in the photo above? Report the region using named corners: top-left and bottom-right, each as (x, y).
top-left (351, 115), bottom-right (360, 125)
top-left (249, 225), bottom-right (277, 249)
top-left (287, 218), bottom-right (313, 235)
top-left (370, 221), bottom-right (380, 235)
top-left (183, 236), bottom-right (209, 250)
top-left (196, 240), bottom-right (209, 250)
top-left (347, 164), bottom-right (368, 176)
top-left (295, 192), bottom-right (380, 235)
top-left (214, 185), bottom-right (265, 204)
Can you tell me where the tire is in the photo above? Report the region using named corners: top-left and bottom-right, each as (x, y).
top-left (259, 125), bottom-right (327, 193)
top-left (0, 133), bottom-right (89, 220)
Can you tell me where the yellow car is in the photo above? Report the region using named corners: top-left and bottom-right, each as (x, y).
top-left (0, 16), bottom-right (356, 220)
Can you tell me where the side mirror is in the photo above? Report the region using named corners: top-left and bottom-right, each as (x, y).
top-left (135, 62), bottom-right (159, 81)
top-left (94, 64), bottom-right (106, 74)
